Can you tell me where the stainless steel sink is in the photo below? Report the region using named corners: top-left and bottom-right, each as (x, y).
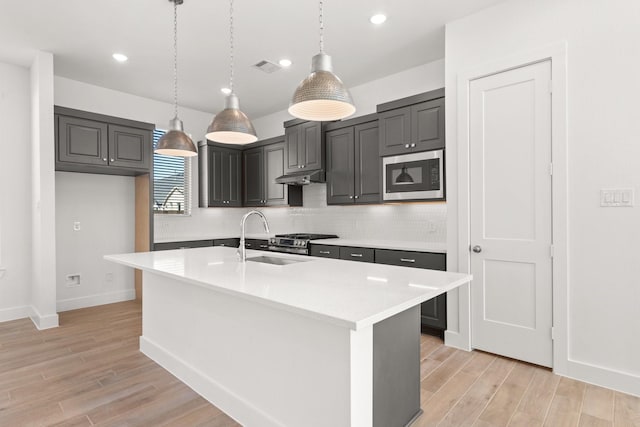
top-left (246, 255), bottom-right (309, 266)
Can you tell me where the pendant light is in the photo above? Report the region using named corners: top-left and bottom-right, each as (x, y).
top-left (155, 0), bottom-right (197, 157)
top-left (288, 1), bottom-right (355, 121)
top-left (206, 0), bottom-right (257, 144)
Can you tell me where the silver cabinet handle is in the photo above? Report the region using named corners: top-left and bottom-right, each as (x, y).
top-left (354, 195), bottom-right (359, 199)
top-left (350, 253), bottom-right (363, 257)
top-left (472, 245), bottom-right (482, 253)
top-left (404, 144), bottom-right (410, 148)
top-left (410, 143), bottom-right (416, 148)
top-left (400, 258), bottom-right (416, 263)
top-left (102, 157), bottom-right (107, 162)
top-left (219, 244), bottom-right (226, 247)
top-left (110, 158), bottom-right (114, 162)
top-left (349, 196), bottom-right (353, 199)
top-left (319, 251), bottom-right (331, 254)
top-left (259, 244), bottom-right (268, 248)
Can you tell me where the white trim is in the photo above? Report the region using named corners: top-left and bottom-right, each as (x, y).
top-left (140, 336), bottom-right (283, 427)
top-left (453, 42), bottom-right (569, 372)
top-left (56, 289), bottom-right (135, 312)
top-left (444, 282), bottom-right (471, 351)
top-left (29, 305), bottom-right (59, 330)
top-left (565, 359), bottom-right (640, 398)
top-left (0, 305), bottom-right (32, 323)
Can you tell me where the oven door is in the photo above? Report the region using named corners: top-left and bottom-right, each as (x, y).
top-left (383, 150), bottom-right (444, 201)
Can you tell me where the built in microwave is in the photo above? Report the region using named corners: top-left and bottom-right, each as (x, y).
top-left (382, 149), bottom-right (444, 201)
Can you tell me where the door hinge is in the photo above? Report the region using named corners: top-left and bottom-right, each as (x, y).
top-left (549, 80), bottom-right (553, 94)
top-left (551, 327), bottom-right (556, 340)
top-left (549, 162), bottom-right (553, 176)
top-left (550, 245), bottom-right (555, 258)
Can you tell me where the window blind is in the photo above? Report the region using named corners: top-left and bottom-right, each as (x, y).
top-left (152, 129), bottom-right (190, 214)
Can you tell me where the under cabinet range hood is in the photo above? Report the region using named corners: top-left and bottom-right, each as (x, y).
top-left (275, 169), bottom-right (325, 185)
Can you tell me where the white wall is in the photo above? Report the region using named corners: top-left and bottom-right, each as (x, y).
top-left (53, 77), bottom-right (214, 309)
top-left (445, 0), bottom-right (640, 396)
top-left (156, 58), bottom-right (447, 243)
top-left (55, 172), bottom-right (136, 311)
top-left (0, 61), bottom-right (33, 322)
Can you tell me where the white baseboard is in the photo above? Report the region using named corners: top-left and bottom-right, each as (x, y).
top-left (57, 289), bottom-right (135, 312)
top-left (29, 305), bottom-right (59, 330)
top-left (0, 305), bottom-right (32, 323)
top-left (445, 329), bottom-right (472, 351)
top-left (140, 336), bottom-right (283, 427)
top-left (564, 359), bottom-right (640, 398)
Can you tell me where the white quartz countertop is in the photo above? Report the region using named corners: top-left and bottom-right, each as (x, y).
top-left (312, 238), bottom-right (447, 253)
top-left (106, 247), bottom-right (470, 330)
top-left (154, 233), bottom-right (271, 244)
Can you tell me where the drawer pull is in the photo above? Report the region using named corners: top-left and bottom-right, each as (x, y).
top-left (350, 253), bottom-right (363, 257)
top-left (319, 251), bottom-right (331, 254)
top-left (219, 244), bottom-right (226, 247)
top-left (400, 258), bottom-right (416, 263)
top-left (259, 244), bottom-right (268, 248)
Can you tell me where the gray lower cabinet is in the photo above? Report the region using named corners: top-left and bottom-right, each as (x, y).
top-left (375, 249), bottom-right (447, 332)
top-left (378, 89), bottom-right (445, 156)
top-left (213, 238), bottom-right (240, 248)
top-left (326, 116), bottom-right (380, 205)
top-left (339, 246), bottom-right (375, 263)
top-left (55, 107), bottom-right (153, 175)
top-left (309, 244), bottom-right (340, 259)
top-left (243, 239), bottom-right (270, 250)
top-left (243, 138), bottom-right (302, 207)
top-left (200, 144), bottom-right (242, 207)
top-left (154, 240), bottom-right (214, 251)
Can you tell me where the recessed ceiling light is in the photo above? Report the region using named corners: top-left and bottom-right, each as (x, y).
top-left (278, 59), bottom-right (292, 68)
top-left (370, 14), bottom-right (387, 25)
top-left (220, 87), bottom-right (232, 95)
top-left (112, 53), bottom-right (128, 62)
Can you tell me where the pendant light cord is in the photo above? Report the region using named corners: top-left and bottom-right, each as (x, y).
top-left (173, 0), bottom-right (179, 118)
top-left (229, 0), bottom-right (234, 93)
top-left (319, 1), bottom-right (324, 53)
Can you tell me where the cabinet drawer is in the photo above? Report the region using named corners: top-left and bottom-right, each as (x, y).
top-left (244, 239), bottom-right (269, 250)
top-left (154, 240), bottom-right (214, 251)
top-left (309, 244), bottom-right (340, 259)
top-left (213, 238), bottom-right (240, 248)
top-left (339, 246), bottom-right (375, 263)
top-left (374, 249), bottom-right (445, 270)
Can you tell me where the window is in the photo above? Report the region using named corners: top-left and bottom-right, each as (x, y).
top-left (152, 129), bottom-right (192, 215)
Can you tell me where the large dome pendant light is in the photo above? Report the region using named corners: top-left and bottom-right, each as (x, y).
top-left (288, 1), bottom-right (356, 121)
top-left (206, 0), bottom-right (257, 144)
top-left (155, 0), bottom-right (197, 157)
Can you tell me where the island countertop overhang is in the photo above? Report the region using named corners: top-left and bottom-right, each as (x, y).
top-left (105, 246), bottom-right (472, 331)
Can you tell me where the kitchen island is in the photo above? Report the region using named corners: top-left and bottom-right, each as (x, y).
top-left (106, 247), bottom-right (471, 427)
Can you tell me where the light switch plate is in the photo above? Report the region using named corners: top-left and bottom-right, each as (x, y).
top-left (600, 188), bottom-right (634, 207)
top-left (73, 221), bottom-right (81, 231)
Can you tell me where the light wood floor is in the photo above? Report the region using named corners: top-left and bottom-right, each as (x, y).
top-left (0, 301), bottom-right (638, 427)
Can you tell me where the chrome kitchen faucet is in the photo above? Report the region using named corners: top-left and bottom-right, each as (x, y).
top-left (238, 210), bottom-right (270, 262)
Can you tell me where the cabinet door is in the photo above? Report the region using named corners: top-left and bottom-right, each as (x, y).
top-left (301, 121), bottom-right (322, 170)
top-left (108, 124), bottom-right (151, 171)
top-left (207, 147), bottom-right (225, 207)
top-left (326, 127), bottom-right (355, 205)
top-left (264, 142), bottom-right (288, 206)
top-left (285, 125), bottom-right (301, 173)
top-left (57, 115), bottom-right (109, 166)
top-left (420, 295), bottom-right (447, 330)
top-left (378, 106), bottom-right (411, 156)
top-left (226, 150), bottom-right (242, 207)
top-left (354, 122), bottom-right (380, 204)
top-left (309, 244), bottom-right (340, 259)
top-left (411, 97), bottom-right (445, 152)
top-left (244, 239), bottom-right (269, 250)
top-left (243, 147), bottom-right (264, 206)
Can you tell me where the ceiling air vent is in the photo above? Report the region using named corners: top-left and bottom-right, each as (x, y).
top-left (253, 60), bottom-right (281, 74)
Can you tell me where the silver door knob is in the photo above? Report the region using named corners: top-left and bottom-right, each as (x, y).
top-left (472, 245), bottom-right (482, 253)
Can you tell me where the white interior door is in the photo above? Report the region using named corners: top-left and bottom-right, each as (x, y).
top-left (469, 60), bottom-right (553, 367)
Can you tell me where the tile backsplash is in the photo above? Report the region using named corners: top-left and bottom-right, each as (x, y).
top-left (154, 184), bottom-right (446, 243)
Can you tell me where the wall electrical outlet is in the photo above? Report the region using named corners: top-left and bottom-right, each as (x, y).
top-left (66, 274), bottom-right (81, 287)
top-left (73, 221), bottom-right (81, 231)
top-left (600, 188), bottom-right (634, 207)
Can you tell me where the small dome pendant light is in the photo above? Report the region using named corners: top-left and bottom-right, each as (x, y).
top-left (395, 165), bottom-right (415, 184)
top-left (156, 0), bottom-right (197, 157)
top-left (206, 0), bottom-right (257, 144)
top-left (289, 1), bottom-right (356, 122)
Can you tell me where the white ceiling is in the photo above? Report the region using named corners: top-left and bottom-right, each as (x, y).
top-left (0, 0), bottom-right (505, 119)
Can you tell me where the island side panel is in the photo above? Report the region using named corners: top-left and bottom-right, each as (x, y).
top-left (139, 271), bottom-right (373, 427)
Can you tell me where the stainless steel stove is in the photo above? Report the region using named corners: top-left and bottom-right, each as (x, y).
top-left (268, 233), bottom-right (338, 255)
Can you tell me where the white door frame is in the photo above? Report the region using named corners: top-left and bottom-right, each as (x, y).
top-left (455, 42), bottom-right (568, 374)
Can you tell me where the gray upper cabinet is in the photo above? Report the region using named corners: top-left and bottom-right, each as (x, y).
top-left (205, 144), bottom-right (242, 207)
top-left (243, 138), bottom-right (303, 207)
top-left (326, 115), bottom-right (380, 205)
top-left (55, 107), bottom-right (153, 175)
top-left (284, 120), bottom-right (324, 173)
top-left (378, 89), bottom-right (445, 157)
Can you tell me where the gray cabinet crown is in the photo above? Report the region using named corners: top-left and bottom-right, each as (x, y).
top-left (55, 107), bottom-right (154, 176)
top-left (326, 116), bottom-right (380, 205)
top-left (377, 89), bottom-right (445, 157)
